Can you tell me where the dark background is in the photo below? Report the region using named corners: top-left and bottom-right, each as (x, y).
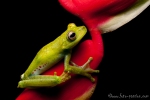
top-left (3, 1), bottom-right (149, 100)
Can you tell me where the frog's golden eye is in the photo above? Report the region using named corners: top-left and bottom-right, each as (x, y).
top-left (67, 31), bottom-right (76, 41)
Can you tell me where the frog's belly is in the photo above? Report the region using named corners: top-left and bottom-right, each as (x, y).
top-left (31, 59), bottom-right (61, 76)
top-left (27, 50), bottom-right (64, 76)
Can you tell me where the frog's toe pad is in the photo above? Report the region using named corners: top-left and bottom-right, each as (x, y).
top-left (91, 77), bottom-right (95, 82)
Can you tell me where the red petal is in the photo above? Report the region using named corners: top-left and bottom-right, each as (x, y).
top-left (59, 0), bottom-right (137, 28)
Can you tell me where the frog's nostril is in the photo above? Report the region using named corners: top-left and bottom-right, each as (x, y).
top-left (79, 26), bottom-right (86, 30)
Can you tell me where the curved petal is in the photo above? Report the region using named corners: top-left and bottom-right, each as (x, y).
top-left (59, 0), bottom-right (149, 33)
top-left (99, 0), bottom-right (150, 33)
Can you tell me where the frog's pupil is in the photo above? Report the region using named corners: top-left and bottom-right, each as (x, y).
top-left (70, 33), bottom-right (75, 38)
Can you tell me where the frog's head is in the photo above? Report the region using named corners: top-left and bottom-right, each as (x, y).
top-left (61, 23), bottom-right (87, 50)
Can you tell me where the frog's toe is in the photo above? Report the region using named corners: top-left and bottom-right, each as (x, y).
top-left (70, 61), bottom-right (79, 67)
top-left (90, 77), bottom-right (95, 82)
top-left (92, 69), bottom-right (100, 73)
top-left (85, 68), bottom-right (100, 73)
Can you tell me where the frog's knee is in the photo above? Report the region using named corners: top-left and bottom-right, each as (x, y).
top-left (21, 74), bottom-right (24, 80)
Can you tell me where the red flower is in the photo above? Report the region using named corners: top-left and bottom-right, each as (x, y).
top-left (16, 0), bottom-right (149, 100)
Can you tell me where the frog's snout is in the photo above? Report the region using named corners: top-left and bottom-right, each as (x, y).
top-left (78, 26), bottom-right (87, 32)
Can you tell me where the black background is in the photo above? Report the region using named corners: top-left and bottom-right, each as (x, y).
top-left (2, 1), bottom-right (149, 100)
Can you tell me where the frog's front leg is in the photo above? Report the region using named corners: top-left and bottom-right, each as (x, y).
top-left (18, 72), bottom-right (71, 88)
top-left (64, 53), bottom-right (99, 82)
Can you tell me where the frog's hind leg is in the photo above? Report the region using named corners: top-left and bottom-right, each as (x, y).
top-left (18, 72), bottom-right (71, 88)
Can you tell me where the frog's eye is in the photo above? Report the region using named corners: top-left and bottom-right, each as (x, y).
top-left (67, 31), bottom-right (76, 41)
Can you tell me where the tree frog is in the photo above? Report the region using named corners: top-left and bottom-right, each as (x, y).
top-left (18, 23), bottom-right (99, 88)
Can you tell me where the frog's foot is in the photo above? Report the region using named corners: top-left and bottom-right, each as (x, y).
top-left (60, 72), bottom-right (71, 83)
top-left (70, 57), bottom-right (99, 82)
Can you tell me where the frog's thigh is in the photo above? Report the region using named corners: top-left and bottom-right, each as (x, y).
top-left (18, 72), bottom-right (71, 88)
